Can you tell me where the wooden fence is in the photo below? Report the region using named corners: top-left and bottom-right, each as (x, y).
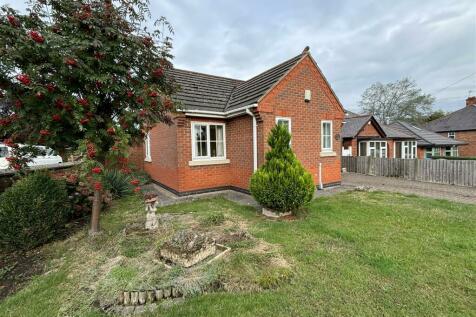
top-left (342, 156), bottom-right (476, 187)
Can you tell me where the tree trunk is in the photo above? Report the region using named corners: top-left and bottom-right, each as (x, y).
top-left (90, 189), bottom-right (102, 234)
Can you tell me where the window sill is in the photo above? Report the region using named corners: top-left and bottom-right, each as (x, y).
top-left (144, 157), bottom-right (152, 162)
top-left (320, 151), bottom-right (336, 157)
top-left (188, 159), bottom-right (230, 166)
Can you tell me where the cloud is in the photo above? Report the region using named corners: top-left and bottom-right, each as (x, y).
top-left (4, 0), bottom-right (475, 112)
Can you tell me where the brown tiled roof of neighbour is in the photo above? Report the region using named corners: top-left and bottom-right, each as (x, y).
top-left (389, 121), bottom-right (466, 147)
top-left (168, 51), bottom-right (307, 113)
top-left (425, 105), bottom-right (476, 132)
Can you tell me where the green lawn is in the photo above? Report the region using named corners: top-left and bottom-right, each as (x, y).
top-left (0, 191), bottom-right (475, 316)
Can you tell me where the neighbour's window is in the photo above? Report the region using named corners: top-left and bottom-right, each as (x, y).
top-left (395, 141), bottom-right (402, 158)
top-left (402, 141), bottom-right (417, 159)
top-left (359, 141), bottom-right (387, 158)
top-left (144, 132), bottom-right (151, 161)
top-left (425, 147), bottom-right (439, 159)
top-left (448, 132), bottom-right (456, 139)
top-left (445, 146), bottom-right (458, 157)
top-left (192, 122), bottom-right (226, 160)
top-left (359, 142), bottom-right (367, 156)
top-left (321, 120), bottom-right (332, 152)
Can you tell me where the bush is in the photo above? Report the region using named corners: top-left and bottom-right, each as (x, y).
top-left (102, 169), bottom-right (133, 198)
top-left (0, 172), bottom-right (71, 251)
top-left (250, 124), bottom-right (314, 214)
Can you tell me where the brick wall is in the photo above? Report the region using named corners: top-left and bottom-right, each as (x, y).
top-left (143, 119), bottom-right (179, 190)
top-left (258, 55), bottom-right (344, 185)
top-left (438, 131), bottom-right (476, 157)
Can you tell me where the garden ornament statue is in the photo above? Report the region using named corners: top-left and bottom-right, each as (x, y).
top-left (144, 193), bottom-right (159, 230)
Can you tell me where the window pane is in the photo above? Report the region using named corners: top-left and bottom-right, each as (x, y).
top-left (359, 142), bottom-right (367, 156)
top-left (277, 119), bottom-right (290, 133)
top-left (194, 125), bottom-right (208, 157)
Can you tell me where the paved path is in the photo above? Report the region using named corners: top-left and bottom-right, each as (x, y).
top-left (342, 173), bottom-right (476, 205)
top-left (144, 183), bottom-right (352, 208)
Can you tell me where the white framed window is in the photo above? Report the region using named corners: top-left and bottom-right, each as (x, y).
top-left (321, 120), bottom-right (333, 152)
top-left (358, 140), bottom-right (387, 158)
top-left (445, 146), bottom-right (458, 157)
top-left (275, 117), bottom-right (291, 134)
top-left (191, 122), bottom-right (226, 161)
top-left (425, 147), bottom-right (440, 159)
top-left (448, 132), bottom-right (456, 139)
top-left (144, 132), bottom-right (151, 162)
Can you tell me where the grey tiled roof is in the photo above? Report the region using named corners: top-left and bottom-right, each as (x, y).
top-left (389, 121), bottom-right (466, 147)
top-left (225, 53), bottom-right (305, 111)
top-left (168, 69), bottom-right (243, 112)
top-left (380, 124), bottom-right (414, 139)
top-left (425, 105), bottom-right (476, 132)
top-left (169, 52), bottom-right (306, 113)
top-left (342, 115), bottom-right (373, 138)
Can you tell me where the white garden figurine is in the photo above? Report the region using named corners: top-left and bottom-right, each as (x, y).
top-left (144, 193), bottom-right (159, 230)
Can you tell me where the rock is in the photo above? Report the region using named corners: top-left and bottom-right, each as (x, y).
top-left (121, 305), bottom-right (135, 316)
top-left (147, 290), bottom-right (155, 303)
top-left (155, 288), bottom-right (163, 300)
top-left (159, 230), bottom-right (216, 267)
top-left (163, 287), bottom-right (171, 298)
top-left (172, 287), bottom-right (181, 298)
top-left (130, 291), bottom-right (139, 305)
top-left (123, 291), bottom-right (131, 305)
top-left (138, 291), bottom-right (147, 305)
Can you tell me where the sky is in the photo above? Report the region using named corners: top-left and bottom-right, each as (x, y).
top-left (3, 0), bottom-right (476, 113)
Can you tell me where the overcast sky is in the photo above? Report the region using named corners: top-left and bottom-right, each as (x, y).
top-left (3, 0), bottom-right (475, 113)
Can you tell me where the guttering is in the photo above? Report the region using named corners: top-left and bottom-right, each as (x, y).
top-left (181, 104), bottom-right (257, 118)
top-left (245, 108), bottom-right (258, 172)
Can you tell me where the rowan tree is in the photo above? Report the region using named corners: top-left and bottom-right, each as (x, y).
top-left (0, 0), bottom-right (178, 234)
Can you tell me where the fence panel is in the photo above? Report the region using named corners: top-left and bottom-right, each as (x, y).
top-left (341, 157), bottom-right (475, 187)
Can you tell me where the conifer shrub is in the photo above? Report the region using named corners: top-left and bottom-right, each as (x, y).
top-left (250, 124), bottom-right (314, 214)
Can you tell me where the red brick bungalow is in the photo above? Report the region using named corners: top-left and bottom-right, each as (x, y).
top-left (133, 47), bottom-right (345, 195)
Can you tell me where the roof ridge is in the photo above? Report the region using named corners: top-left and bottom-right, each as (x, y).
top-left (236, 52), bottom-right (305, 87)
top-left (171, 68), bottom-right (244, 82)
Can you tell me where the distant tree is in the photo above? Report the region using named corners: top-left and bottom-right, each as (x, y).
top-left (423, 109), bottom-right (447, 123)
top-left (0, 0), bottom-right (177, 234)
top-left (359, 78), bottom-right (434, 123)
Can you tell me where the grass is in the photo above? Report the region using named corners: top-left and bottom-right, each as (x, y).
top-left (0, 191), bottom-right (475, 316)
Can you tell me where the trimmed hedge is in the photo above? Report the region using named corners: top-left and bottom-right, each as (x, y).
top-left (0, 172), bottom-right (71, 251)
top-left (250, 124), bottom-right (314, 214)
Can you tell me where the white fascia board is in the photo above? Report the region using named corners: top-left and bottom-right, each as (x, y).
top-left (181, 104), bottom-right (258, 118)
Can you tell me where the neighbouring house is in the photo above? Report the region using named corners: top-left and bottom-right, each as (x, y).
top-left (133, 47), bottom-right (345, 195)
top-left (386, 121), bottom-right (466, 158)
top-left (341, 113), bottom-right (465, 159)
top-left (341, 114), bottom-right (417, 158)
top-left (425, 96), bottom-right (476, 157)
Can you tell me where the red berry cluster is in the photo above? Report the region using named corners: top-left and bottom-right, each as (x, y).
top-left (107, 127), bottom-right (115, 135)
top-left (7, 15), bottom-right (19, 27)
top-left (46, 83), bottom-right (55, 93)
top-left (77, 98), bottom-right (89, 107)
top-left (65, 58), bottom-right (77, 66)
top-left (148, 91), bottom-right (159, 98)
top-left (152, 68), bottom-right (163, 78)
top-left (91, 167), bottom-right (102, 174)
top-left (52, 114), bottom-right (61, 122)
top-left (6, 157), bottom-right (21, 170)
top-left (39, 129), bottom-right (50, 136)
top-left (94, 181), bottom-right (102, 191)
top-left (80, 118), bottom-right (89, 125)
top-left (17, 74), bottom-right (31, 86)
top-left (29, 31), bottom-right (45, 43)
top-left (14, 100), bottom-right (22, 108)
top-left (130, 179), bottom-right (140, 186)
top-left (87, 143), bottom-right (96, 158)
